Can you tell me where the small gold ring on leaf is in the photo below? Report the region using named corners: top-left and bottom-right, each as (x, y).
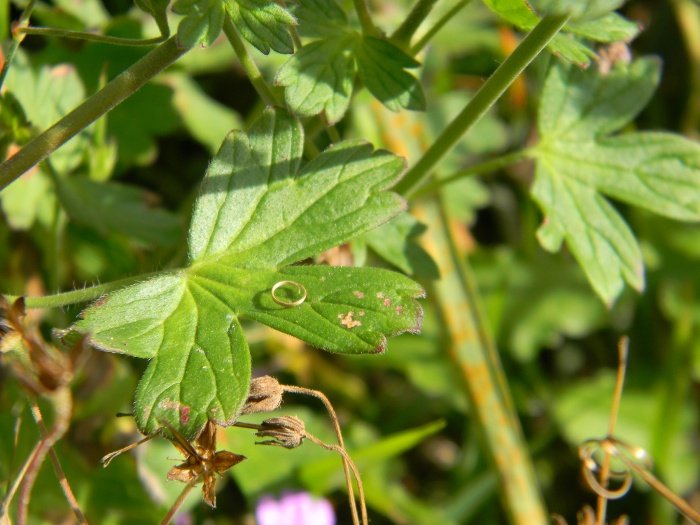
top-left (271, 281), bottom-right (307, 307)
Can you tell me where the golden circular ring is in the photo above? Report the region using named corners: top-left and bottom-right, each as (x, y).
top-left (271, 281), bottom-right (307, 307)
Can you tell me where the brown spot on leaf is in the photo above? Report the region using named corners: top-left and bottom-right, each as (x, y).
top-left (383, 297), bottom-right (391, 307)
top-left (339, 312), bottom-right (362, 329)
top-left (353, 290), bottom-right (365, 298)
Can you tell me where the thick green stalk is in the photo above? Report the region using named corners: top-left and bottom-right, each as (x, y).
top-left (0, 36), bottom-right (188, 190)
top-left (390, 0), bottom-right (440, 48)
top-left (395, 13), bottom-right (570, 197)
top-left (418, 198), bottom-right (548, 525)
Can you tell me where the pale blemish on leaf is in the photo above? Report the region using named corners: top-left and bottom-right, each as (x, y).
top-left (395, 305), bottom-right (403, 315)
top-left (377, 292), bottom-right (384, 298)
top-left (338, 312), bottom-right (362, 328)
top-left (383, 297), bottom-right (391, 307)
top-left (353, 290), bottom-right (365, 298)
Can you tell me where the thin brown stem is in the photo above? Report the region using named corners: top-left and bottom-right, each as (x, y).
top-left (159, 477), bottom-right (198, 525)
top-left (617, 453), bottom-right (700, 524)
top-left (0, 442), bottom-right (40, 521)
top-left (282, 385), bottom-right (360, 525)
top-left (595, 337), bottom-right (629, 525)
top-left (304, 433), bottom-right (368, 525)
top-left (101, 433), bottom-right (159, 467)
top-left (17, 391), bottom-right (73, 525)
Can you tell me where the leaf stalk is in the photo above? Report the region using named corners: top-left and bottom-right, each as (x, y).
top-left (0, 36), bottom-right (189, 191)
top-left (395, 12), bottom-right (570, 197)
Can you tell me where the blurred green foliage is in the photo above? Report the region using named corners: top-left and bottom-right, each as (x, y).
top-left (1, 0), bottom-right (699, 524)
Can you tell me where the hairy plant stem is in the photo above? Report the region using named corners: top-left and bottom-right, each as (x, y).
top-left (390, 0), bottom-right (439, 48)
top-left (0, 36), bottom-right (189, 190)
top-left (222, 17), bottom-right (278, 106)
top-left (4, 270), bottom-right (165, 309)
top-left (17, 27), bottom-right (166, 46)
top-left (0, 0), bottom-right (37, 89)
top-left (410, 0), bottom-right (472, 54)
top-left (395, 12), bottom-right (570, 197)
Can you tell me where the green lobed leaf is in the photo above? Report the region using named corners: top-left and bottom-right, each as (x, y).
top-left (291, 0), bottom-right (348, 39)
top-left (482, 0), bottom-right (640, 67)
top-left (364, 214), bottom-right (439, 278)
top-left (189, 107), bottom-right (407, 265)
top-left (276, 34), bottom-right (358, 124)
top-left (531, 57), bottom-right (700, 306)
top-left (356, 36), bottom-right (426, 112)
top-left (173, 0), bottom-right (226, 48)
top-left (66, 108), bottom-right (423, 438)
top-left (55, 177), bottom-right (183, 247)
top-left (277, 0), bottom-right (425, 123)
top-left (566, 12), bottom-right (641, 43)
top-left (226, 0), bottom-right (296, 55)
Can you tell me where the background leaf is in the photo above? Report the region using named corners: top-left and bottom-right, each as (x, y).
top-left (530, 57), bottom-right (700, 305)
top-left (55, 177), bottom-right (183, 247)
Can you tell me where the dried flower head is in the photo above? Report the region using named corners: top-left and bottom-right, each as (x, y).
top-left (255, 416), bottom-right (306, 449)
top-left (166, 420), bottom-right (246, 507)
top-left (241, 375), bottom-right (284, 415)
top-left (0, 295), bottom-right (80, 395)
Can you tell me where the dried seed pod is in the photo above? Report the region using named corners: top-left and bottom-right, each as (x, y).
top-left (241, 375), bottom-right (284, 415)
top-left (255, 415), bottom-right (306, 449)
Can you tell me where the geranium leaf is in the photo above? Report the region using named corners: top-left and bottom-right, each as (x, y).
top-left (65, 108), bottom-right (423, 438)
top-left (189, 107), bottom-right (407, 266)
top-left (291, 0), bottom-right (347, 38)
top-left (276, 0), bottom-right (424, 122)
top-left (173, 0), bottom-right (226, 48)
top-left (531, 57), bottom-right (700, 306)
top-left (356, 37), bottom-right (426, 112)
top-left (173, 0), bottom-right (294, 51)
top-left (55, 178), bottom-right (183, 247)
top-left (275, 35), bottom-right (358, 124)
top-left (226, 0), bottom-right (296, 55)
top-left (482, 0), bottom-right (640, 67)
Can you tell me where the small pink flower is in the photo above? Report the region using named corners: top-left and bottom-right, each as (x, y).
top-left (255, 492), bottom-right (336, 525)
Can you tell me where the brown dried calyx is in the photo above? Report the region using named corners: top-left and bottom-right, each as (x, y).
top-left (167, 420), bottom-right (246, 507)
top-left (254, 416), bottom-right (306, 449)
top-left (241, 375), bottom-right (284, 415)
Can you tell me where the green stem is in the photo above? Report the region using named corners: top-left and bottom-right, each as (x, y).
top-left (395, 12), bottom-right (569, 197)
top-left (18, 26), bottom-right (166, 46)
top-left (410, 0), bottom-right (472, 54)
top-left (420, 198), bottom-right (547, 525)
top-left (4, 270), bottom-right (166, 309)
top-left (223, 16), bottom-right (279, 106)
top-left (0, 36), bottom-right (189, 191)
top-left (390, 0), bottom-right (440, 48)
top-left (352, 0), bottom-right (378, 36)
top-left (410, 149), bottom-right (531, 200)
top-left (0, 0), bottom-right (37, 89)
